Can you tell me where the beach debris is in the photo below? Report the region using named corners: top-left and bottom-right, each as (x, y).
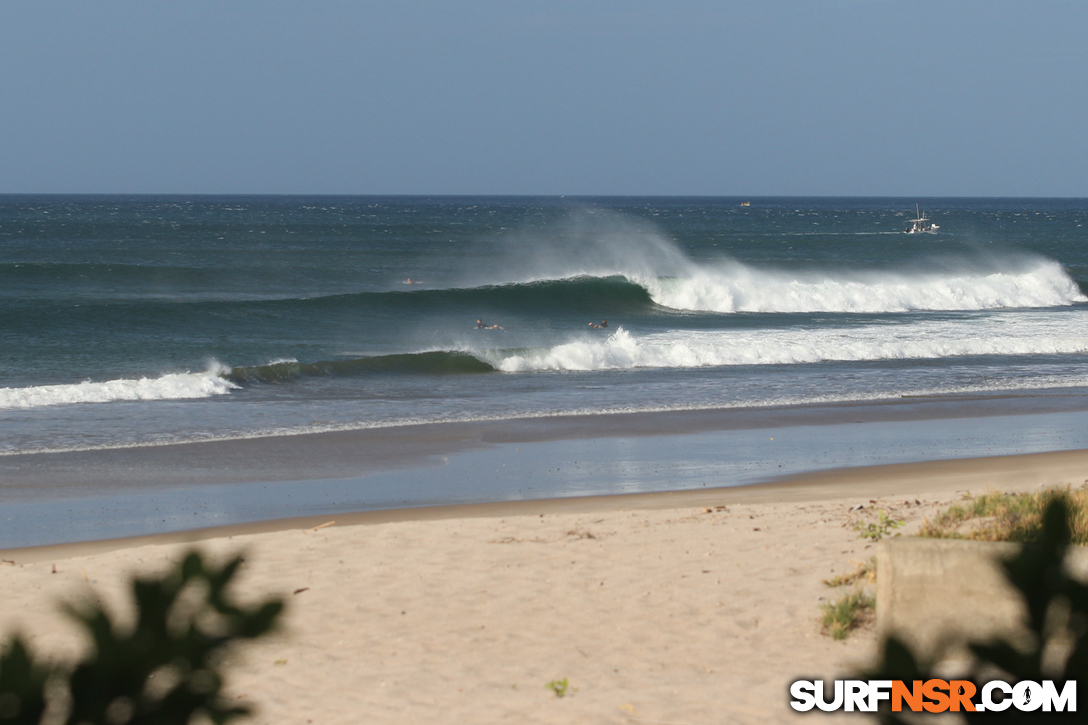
top-left (308, 521), bottom-right (335, 532)
top-left (292, 587), bottom-right (310, 595)
top-left (823, 557), bottom-right (877, 588)
top-left (488, 535), bottom-right (549, 544)
top-left (848, 504), bottom-right (865, 512)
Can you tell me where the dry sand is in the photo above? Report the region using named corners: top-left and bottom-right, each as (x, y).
top-left (3, 450), bottom-right (1088, 724)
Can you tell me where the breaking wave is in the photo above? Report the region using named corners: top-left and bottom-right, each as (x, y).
top-left (639, 259), bottom-right (1086, 313)
top-left (8, 304), bottom-right (1088, 409)
top-left (0, 364), bottom-right (237, 409)
top-left (495, 316), bottom-right (1088, 371)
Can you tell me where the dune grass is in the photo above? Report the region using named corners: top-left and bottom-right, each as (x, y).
top-left (917, 486), bottom-right (1088, 544)
top-left (821, 589), bottom-right (875, 640)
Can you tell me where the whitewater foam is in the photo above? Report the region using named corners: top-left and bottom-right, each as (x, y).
top-left (494, 314), bottom-right (1088, 372)
top-left (640, 259), bottom-right (1087, 314)
top-left (0, 364), bottom-right (238, 409)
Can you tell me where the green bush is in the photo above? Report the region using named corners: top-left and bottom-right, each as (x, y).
top-left (0, 551), bottom-right (283, 725)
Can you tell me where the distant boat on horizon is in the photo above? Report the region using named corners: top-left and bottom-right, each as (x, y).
top-left (905, 204), bottom-right (939, 234)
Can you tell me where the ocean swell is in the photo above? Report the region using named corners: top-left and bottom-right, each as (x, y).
top-left (228, 351), bottom-right (495, 383)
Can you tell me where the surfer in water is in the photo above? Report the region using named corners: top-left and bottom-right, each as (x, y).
top-left (588, 320), bottom-right (609, 329)
top-left (476, 318), bottom-right (503, 330)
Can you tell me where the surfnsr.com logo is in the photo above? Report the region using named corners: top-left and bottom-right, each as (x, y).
top-left (790, 679), bottom-right (1076, 713)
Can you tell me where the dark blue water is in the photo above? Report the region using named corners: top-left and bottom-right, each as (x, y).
top-left (3, 196), bottom-right (1088, 456)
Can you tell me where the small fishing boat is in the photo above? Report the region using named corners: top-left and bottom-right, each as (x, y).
top-left (905, 204), bottom-right (939, 234)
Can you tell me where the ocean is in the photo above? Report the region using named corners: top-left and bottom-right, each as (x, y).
top-left (3, 195), bottom-right (1088, 455)
top-left (3, 195), bottom-right (1088, 545)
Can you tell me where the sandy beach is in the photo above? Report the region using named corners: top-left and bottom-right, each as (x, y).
top-left (4, 449), bottom-right (1088, 724)
top-left (5, 9), bottom-right (1088, 724)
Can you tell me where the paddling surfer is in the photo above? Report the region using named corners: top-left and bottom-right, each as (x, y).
top-left (476, 318), bottom-right (503, 330)
top-left (588, 320), bottom-right (609, 329)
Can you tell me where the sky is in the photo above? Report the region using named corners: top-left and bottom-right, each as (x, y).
top-left (1, 1), bottom-right (1086, 197)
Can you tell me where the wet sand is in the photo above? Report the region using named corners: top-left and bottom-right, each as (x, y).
top-left (2, 449), bottom-right (1087, 724)
top-left (5, 391), bottom-right (1087, 493)
top-left (5, 393), bottom-right (1088, 548)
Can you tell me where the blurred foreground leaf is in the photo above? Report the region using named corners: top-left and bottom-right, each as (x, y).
top-left (0, 551), bottom-right (283, 725)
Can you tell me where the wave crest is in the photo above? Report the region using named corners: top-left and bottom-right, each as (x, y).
top-left (641, 259), bottom-right (1086, 314)
top-left (0, 363), bottom-right (237, 409)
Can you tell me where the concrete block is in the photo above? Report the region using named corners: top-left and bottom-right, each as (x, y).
top-left (877, 538), bottom-right (1088, 663)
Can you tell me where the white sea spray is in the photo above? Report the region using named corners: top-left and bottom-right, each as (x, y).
top-left (639, 258), bottom-right (1086, 314)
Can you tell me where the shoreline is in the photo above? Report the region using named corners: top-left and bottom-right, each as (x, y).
top-left (3, 447), bottom-right (1087, 723)
top-left (6, 387), bottom-right (1088, 481)
top-left (5, 392), bottom-right (1088, 549)
top-left (5, 389), bottom-right (1088, 491)
top-left (5, 445), bottom-right (1088, 562)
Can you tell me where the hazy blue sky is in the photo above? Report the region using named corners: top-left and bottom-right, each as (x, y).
top-left (2, 2), bottom-right (1086, 196)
